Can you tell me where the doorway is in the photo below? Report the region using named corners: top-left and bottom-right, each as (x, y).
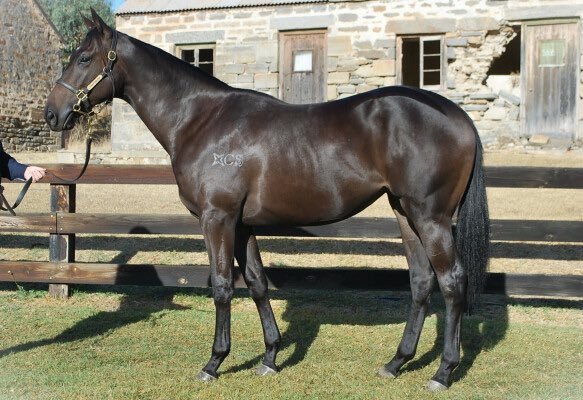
top-left (522, 21), bottom-right (579, 139)
top-left (279, 30), bottom-right (327, 104)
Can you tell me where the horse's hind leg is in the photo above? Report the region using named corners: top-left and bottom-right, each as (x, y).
top-left (425, 226), bottom-right (466, 391)
top-left (402, 201), bottom-right (467, 390)
top-left (379, 196), bottom-right (436, 378)
top-left (235, 225), bottom-right (281, 375)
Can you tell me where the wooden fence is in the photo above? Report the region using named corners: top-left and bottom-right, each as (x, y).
top-left (1, 164), bottom-right (582, 298)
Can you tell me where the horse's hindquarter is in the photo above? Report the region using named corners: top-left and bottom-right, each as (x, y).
top-left (378, 88), bottom-right (477, 215)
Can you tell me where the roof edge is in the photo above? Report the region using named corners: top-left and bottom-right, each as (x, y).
top-left (116, 0), bottom-right (328, 16)
top-left (31, 0), bottom-right (65, 43)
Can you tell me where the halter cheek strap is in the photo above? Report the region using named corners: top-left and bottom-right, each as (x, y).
top-left (56, 29), bottom-right (118, 116)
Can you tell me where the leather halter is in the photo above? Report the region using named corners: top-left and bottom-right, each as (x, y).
top-left (56, 29), bottom-right (118, 116)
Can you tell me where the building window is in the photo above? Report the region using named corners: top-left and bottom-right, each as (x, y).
top-left (293, 50), bottom-right (313, 72)
top-left (177, 45), bottom-right (215, 76)
top-left (539, 39), bottom-right (566, 67)
top-left (398, 35), bottom-right (444, 90)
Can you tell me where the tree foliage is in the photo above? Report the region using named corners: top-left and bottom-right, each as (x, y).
top-left (38, 0), bottom-right (115, 53)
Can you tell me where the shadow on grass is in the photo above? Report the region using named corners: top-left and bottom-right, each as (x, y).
top-left (1, 279), bottom-right (581, 387)
top-left (0, 289), bottom-right (190, 359)
top-left (0, 250), bottom-right (192, 360)
top-left (224, 293), bottom-right (578, 385)
top-left (221, 289), bottom-right (511, 386)
top-left (2, 234), bottom-right (583, 260)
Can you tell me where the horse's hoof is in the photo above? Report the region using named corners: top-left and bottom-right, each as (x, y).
top-left (256, 364), bottom-right (278, 376)
top-left (378, 365), bottom-right (397, 379)
top-left (196, 370), bottom-right (217, 382)
top-left (426, 379), bottom-right (448, 391)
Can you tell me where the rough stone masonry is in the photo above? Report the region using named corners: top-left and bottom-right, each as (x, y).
top-left (0, 0), bottom-right (63, 152)
top-left (113, 0), bottom-right (583, 155)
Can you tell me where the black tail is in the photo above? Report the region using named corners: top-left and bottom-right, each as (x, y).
top-left (455, 131), bottom-right (490, 312)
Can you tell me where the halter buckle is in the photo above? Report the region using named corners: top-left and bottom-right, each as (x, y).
top-left (107, 50), bottom-right (117, 61)
top-left (75, 89), bottom-right (88, 102)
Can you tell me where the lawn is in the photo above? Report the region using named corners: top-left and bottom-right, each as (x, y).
top-left (1, 151), bottom-right (581, 398)
top-left (0, 286), bottom-right (581, 400)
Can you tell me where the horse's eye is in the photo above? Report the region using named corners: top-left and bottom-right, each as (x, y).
top-left (78, 54), bottom-right (91, 64)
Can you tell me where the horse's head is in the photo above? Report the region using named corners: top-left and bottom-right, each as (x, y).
top-left (45, 9), bottom-right (118, 131)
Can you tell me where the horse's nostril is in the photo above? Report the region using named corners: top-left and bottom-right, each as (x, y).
top-left (45, 109), bottom-right (57, 127)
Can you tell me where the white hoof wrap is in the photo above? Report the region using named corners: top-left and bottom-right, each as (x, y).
top-left (256, 364), bottom-right (278, 376)
top-left (426, 379), bottom-right (448, 391)
top-left (378, 366), bottom-right (397, 379)
top-left (196, 370), bottom-right (217, 382)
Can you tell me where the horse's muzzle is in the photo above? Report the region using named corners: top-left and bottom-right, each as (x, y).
top-left (44, 106), bottom-right (77, 131)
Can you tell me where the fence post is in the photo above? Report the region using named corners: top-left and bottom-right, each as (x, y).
top-left (49, 183), bottom-right (76, 299)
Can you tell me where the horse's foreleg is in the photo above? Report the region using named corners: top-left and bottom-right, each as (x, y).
top-left (197, 209), bottom-right (237, 381)
top-left (235, 225), bottom-right (281, 375)
top-left (380, 199), bottom-right (435, 378)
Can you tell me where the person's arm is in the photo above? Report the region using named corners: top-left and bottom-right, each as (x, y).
top-left (0, 142), bottom-right (25, 180)
top-left (0, 142), bottom-right (45, 182)
top-left (7, 158), bottom-right (28, 181)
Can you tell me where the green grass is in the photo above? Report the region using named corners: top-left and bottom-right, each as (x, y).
top-left (0, 286), bottom-right (581, 400)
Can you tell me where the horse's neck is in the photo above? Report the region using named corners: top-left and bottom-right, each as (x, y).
top-left (118, 35), bottom-right (229, 157)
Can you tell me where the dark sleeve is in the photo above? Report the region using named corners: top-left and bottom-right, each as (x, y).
top-left (0, 142), bottom-right (28, 181)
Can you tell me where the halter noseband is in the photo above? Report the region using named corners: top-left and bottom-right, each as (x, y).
top-left (56, 29), bottom-right (118, 116)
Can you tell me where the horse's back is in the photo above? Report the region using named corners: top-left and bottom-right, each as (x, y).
top-left (232, 86), bottom-right (476, 225)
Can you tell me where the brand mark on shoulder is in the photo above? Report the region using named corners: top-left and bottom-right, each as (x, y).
top-left (212, 153), bottom-right (243, 167)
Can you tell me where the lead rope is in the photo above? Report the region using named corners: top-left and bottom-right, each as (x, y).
top-left (0, 177), bottom-right (32, 216)
top-left (46, 106), bottom-right (102, 184)
top-left (0, 105), bottom-right (106, 215)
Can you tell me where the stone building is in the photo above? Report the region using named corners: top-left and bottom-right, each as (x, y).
top-left (113, 0), bottom-right (583, 159)
top-left (0, 0), bottom-right (63, 152)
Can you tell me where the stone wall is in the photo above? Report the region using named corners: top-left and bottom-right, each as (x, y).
top-left (0, 0), bottom-right (63, 152)
top-left (114, 0), bottom-right (583, 153)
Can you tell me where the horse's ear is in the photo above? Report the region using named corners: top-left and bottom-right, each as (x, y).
top-left (90, 7), bottom-right (111, 34)
top-left (82, 14), bottom-right (94, 30)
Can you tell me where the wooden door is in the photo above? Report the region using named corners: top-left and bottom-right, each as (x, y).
top-left (523, 22), bottom-right (579, 139)
top-left (280, 31), bottom-right (326, 104)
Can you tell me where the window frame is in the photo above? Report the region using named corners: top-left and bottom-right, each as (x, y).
top-left (175, 44), bottom-right (216, 76)
top-left (397, 35), bottom-right (446, 90)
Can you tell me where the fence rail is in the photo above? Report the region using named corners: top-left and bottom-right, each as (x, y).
top-left (1, 165), bottom-right (582, 297)
top-left (24, 164), bottom-right (583, 188)
top-left (2, 213), bottom-right (582, 242)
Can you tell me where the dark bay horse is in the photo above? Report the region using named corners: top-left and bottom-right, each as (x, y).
top-left (44, 10), bottom-right (489, 390)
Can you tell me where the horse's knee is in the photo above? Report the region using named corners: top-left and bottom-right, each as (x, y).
top-left (212, 280), bottom-right (234, 304)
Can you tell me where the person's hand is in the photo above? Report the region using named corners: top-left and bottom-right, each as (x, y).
top-left (24, 166), bottom-right (46, 183)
